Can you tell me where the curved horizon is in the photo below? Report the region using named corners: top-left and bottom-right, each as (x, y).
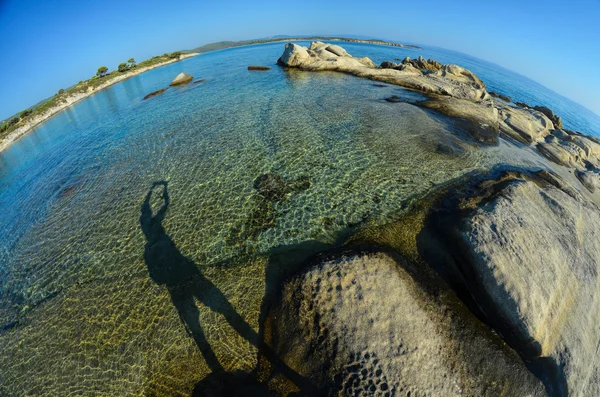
top-left (1, 0), bottom-right (599, 122)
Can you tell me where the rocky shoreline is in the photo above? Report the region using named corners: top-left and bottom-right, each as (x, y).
top-left (267, 42), bottom-right (600, 396)
top-left (0, 53), bottom-right (198, 154)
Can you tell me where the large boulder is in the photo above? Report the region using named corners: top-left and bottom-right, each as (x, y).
top-left (169, 72), bottom-right (193, 86)
top-left (278, 43), bottom-right (311, 67)
top-left (267, 250), bottom-right (545, 396)
top-left (420, 170), bottom-right (600, 396)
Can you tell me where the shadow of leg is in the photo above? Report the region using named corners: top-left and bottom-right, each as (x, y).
top-left (192, 280), bottom-right (324, 396)
top-left (170, 284), bottom-right (224, 374)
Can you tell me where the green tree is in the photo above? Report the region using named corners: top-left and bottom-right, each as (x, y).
top-left (20, 109), bottom-right (32, 118)
top-left (118, 62), bottom-right (129, 73)
top-left (8, 117), bottom-right (19, 126)
top-left (0, 123), bottom-right (7, 132)
top-left (169, 51), bottom-right (182, 60)
top-left (127, 58), bottom-right (136, 67)
top-left (58, 88), bottom-right (65, 95)
top-left (96, 66), bottom-right (108, 77)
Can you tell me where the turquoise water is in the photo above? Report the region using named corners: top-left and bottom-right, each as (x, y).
top-left (0, 41), bottom-right (597, 395)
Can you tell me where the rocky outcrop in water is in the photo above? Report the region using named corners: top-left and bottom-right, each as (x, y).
top-left (248, 66), bottom-right (271, 71)
top-left (277, 42), bottom-right (488, 101)
top-left (143, 88), bottom-right (168, 100)
top-left (268, 250), bottom-right (546, 396)
top-left (419, 169), bottom-right (600, 396)
top-left (534, 105), bottom-right (563, 129)
top-left (170, 72), bottom-right (193, 86)
top-left (276, 42), bottom-right (579, 150)
top-left (400, 56), bottom-right (442, 71)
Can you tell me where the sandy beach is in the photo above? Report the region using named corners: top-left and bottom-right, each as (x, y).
top-left (0, 52), bottom-right (199, 153)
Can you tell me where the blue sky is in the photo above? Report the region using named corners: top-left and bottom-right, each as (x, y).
top-left (1, 0), bottom-right (599, 120)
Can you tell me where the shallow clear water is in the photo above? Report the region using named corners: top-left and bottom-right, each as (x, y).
top-left (0, 41), bottom-right (596, 395)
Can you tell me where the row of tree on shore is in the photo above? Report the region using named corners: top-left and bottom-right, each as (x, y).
top-left (95, 52), bottom-right (182, 77)
top-left (0, 51), bottom-right (184, 134)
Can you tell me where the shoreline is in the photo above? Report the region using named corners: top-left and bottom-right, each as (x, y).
top-left (0, 53), bottom-right (198, 154)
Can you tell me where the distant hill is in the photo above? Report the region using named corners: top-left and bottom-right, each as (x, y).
top-left (188, 36), bottom-right (422, 54)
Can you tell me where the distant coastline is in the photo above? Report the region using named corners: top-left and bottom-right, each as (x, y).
top-left (0, 36), bottom-right (420, 154)
top-left (0, 53), bottom-right (198, 153)
top-left (189, 36), bottom-right (423, 54)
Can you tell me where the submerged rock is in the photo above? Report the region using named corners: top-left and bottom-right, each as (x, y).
top-left (253, 173), bottom-right (287, 201)
top-left (383, 95), bottom-right (405, 103)
top-left (420, 170), bottom-right (600, 396)
top-left (143, 88), bottom-right (168, 100)
top-left (248, 66), bottom-right (271, 71)
top-left (169, 72), bottom-right (193, 86)
top-left (253, 173), bottom-right (311, 201)
top-left (267, 250), bottom-right (545, 396)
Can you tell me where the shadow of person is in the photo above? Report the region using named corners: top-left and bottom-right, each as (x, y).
top-left (140, 182), bottom-right (323, 396)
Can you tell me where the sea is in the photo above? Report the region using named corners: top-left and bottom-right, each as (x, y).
top-left (0, 41), bottom-right (598, 395)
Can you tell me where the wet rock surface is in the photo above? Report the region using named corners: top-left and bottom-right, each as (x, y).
top-left (267, 249), bottom-right (546, 396)
top-left (248, 66), bottom-right (272, 71)
top-left (143, 88), bottom-right (168, 100)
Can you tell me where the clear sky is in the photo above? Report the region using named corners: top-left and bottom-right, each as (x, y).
top-left (1, 0), bottom-right (599, 120)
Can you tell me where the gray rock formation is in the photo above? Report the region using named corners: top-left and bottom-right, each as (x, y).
top-left (576, 170), bottom-right (600, 192)
top-left (277, 42), bottom-right (488, 100)
top-left (416, 96), bottom-right (500, 144)
top-left (169, 72), bottom-right (193, 86)
top-left (420, 170), bottom-right (600, 396)
top-left (401, 55), bottom-right (442, 71)
top-left (267, 250), bottom-right (546, 396)
top-left (537, 131), bottom-right (600, 169)
top-left (379, 61), bottom-right (398, 69)
top-left (534, 105), bottom-right (563, 129)
top-left (497, 102), bottom-right (555, 143)
top-left (489, 91), bottom-right (512, 102)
